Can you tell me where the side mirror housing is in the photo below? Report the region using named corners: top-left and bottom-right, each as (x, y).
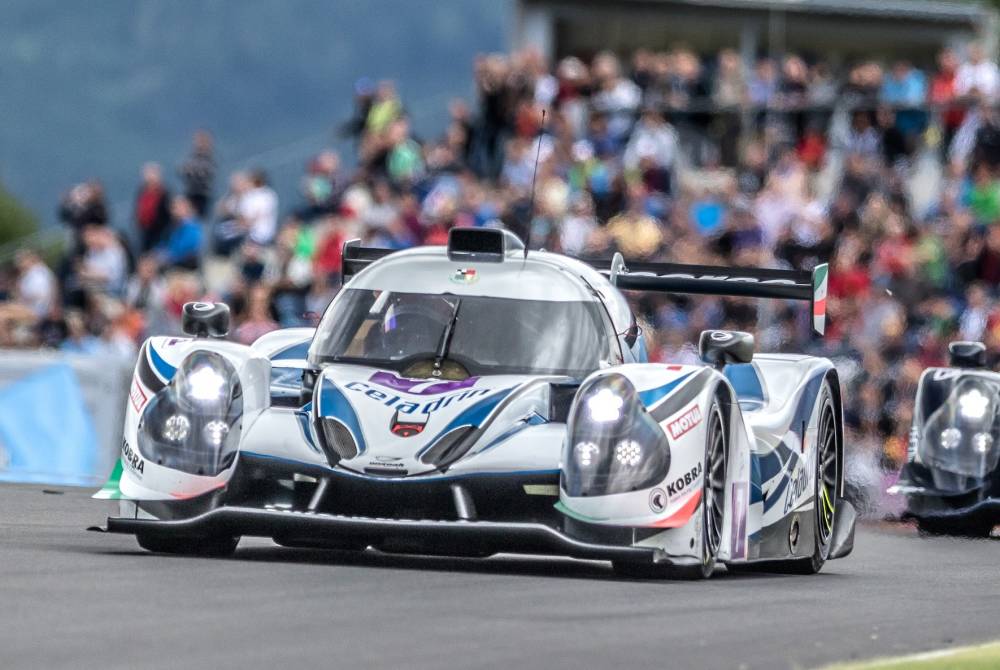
top-left (699, 330), bottom-right (754, 368)
top-left (181, 302), bottom-right (231, 338)
top-left (949, 341), bottom-right (987, 368)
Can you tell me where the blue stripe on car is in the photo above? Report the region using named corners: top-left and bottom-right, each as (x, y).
top-left (295, 410), bottom-right (320, 453)
top-left (723, 363), bottom-right (764, 402)
top-left (271, 341), bottom-right (311, 361)
top-left (148, 344), bottom-right (177, 381)
top-left (637, 372), bottom-right (692, 407)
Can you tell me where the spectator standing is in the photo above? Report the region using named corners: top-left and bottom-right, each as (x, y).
top-left (78, 225), bottom-right (128, 298)
top-left (880, 60), bottom-right (927, 142)
top-left (134, 163), bottom-right (172, 253)
top-left (956, 43), bottom-right (999, 102)
top-left (0, 250), bottom-right (57, 328)
top-left (156, 196), bottom-right (203, 271)
top-left (178, 130), bottom-right (216, 218)
top-left (590, 51), bottom-right (641, 147)
top-left (930, 49), bottom-right (964, 152)
top-left (58, 180), bottom-right (109, 255)
top-left (212, 171), bottom-right (251, 256)
top-left (240, 170), bottom-right (279, 246)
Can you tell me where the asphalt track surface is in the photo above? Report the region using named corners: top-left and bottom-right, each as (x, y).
top-left (2, 484), bottom-right (999, 670)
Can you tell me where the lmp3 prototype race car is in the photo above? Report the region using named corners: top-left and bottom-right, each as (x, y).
top-left (890, 341), bottom-right (1000, 537)
top-left (96, 228), bottom-right (855, 578)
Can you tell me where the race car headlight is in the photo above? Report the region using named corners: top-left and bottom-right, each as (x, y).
top-left (940, 427), bottom-right (962, 450)
top-left (958, 388), bottom-right (990, 422)
top-left (562, 374), bottom-right (671, 497)
top-left (137, 351), bottom-right (242, 476)
top-left (587, 388), bottom-right (624, 423)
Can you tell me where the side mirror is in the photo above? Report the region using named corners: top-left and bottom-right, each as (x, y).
top-left (699, 330), bottom-right (754, 368)
top-left (949, 341), bottom-right (987, 368)
top-left (181, 302), bottom-right (231, 338)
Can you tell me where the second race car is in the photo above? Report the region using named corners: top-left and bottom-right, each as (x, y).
top-left (891, 341), bottom-right (1000, 536)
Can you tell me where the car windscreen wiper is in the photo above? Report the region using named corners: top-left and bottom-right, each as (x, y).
top-left (432, 298), bottom-right (462, 377)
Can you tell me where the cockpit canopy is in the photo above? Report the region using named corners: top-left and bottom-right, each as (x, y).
top-left (309, 288), bottom-right (621, 379)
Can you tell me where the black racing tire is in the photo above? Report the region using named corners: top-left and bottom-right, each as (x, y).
top-left (916, 517), bottom-right (995, 538)
top-left (749, 381), bottom-right (838, 575)
top-left (136, 533), bottom-right (239, 557)
top-left (613, 396), bottom-right (727, 580)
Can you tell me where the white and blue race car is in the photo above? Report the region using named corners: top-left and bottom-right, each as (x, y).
top-left (96, 228), bottom-right (855, 579)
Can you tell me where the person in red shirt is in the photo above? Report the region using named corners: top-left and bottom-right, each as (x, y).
top-left (929, 48), bottom-right (964, 153)
top-left (134, 163), bottom-right (172, 253)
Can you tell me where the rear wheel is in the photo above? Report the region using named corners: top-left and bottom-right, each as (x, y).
top-left (613, 397), bottom-right (727, 580)
top-left (137, 533), bottom-right (239, 557)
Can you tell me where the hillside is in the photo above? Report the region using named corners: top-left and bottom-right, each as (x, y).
top-left (0, 0), bottom-right (509, 226)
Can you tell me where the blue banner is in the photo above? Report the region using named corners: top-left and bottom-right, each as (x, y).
top-left (0, 363), bottom-right (100, 485)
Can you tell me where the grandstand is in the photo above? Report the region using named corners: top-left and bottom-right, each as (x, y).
top-left (516, 0), bottom-right (997, 64)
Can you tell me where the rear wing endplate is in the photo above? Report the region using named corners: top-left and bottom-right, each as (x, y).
top-left (342, 239), bottom-right (395, 280)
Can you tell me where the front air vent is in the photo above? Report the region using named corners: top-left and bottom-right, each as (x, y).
top-left (363, 466), bottom-right (409, 478)
top-left (419, 426), bottom-right (476, 469)
top-left (549, 383), bottom-right (579, 422)
top-left (319, 418), bottom-right (359, 460)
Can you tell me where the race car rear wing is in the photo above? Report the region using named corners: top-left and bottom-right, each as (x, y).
top-left (340, 238), bottom-right (829, 335)
top-left (589, 254), bottom-right (829, 335)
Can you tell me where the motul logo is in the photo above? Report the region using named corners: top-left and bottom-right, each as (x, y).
top-left (667, 405), bottom-right (702, 440)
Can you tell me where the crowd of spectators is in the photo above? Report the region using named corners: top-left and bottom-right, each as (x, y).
top-left (5, 42), bottom-right (1000, 485)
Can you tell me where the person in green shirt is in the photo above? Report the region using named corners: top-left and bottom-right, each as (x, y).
top-left (968, 162), bottom-right (1000, 224)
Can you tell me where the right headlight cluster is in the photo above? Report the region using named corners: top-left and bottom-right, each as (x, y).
top-left (562, 374), bottom-right (671, 497)
top-left (137, 351), bottom-right (243, 476)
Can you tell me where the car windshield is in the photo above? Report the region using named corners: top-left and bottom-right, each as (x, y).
top-left (310, 289), bottom-right (618, 378)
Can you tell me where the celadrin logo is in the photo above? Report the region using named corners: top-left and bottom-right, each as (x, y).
top-left (344, 380), bottom-right (490, 415)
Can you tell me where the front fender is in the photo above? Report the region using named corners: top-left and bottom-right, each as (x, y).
top-left (558, 363), bottom-right (752, 561)
top-left (96, 336), bottom-right (270, 502)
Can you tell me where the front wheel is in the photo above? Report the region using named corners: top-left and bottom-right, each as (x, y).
top-left (137, 533), bottom-right (239, 557)
top-left (613, 397), bottom-right (727, 580)
top-left (746, 381), bottom-right (838, 575)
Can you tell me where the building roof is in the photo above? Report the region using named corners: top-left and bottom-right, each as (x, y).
top-left (523, 0), bottom-right (991, 25)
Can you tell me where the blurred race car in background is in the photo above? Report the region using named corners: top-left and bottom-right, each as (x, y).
top-left (891, 341), bottom-right (1000, 536)
top-left (95, 227), bottom-right (855, 579)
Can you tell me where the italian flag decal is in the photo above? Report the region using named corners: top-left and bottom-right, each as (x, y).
top-left (812, 263), bottom-right (828, 336)
top-left (93, 459), bottom-right (125, 500)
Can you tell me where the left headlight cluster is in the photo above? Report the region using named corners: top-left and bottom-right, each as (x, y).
top-left (138, 351), bottom-right (243, 476)
top-left (562, 374), bottom-right (670, 497)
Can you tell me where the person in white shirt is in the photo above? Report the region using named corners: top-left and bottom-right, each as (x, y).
top-left (79, 225), bottom-right (128, 297)
top-left (240, 169), bottom-right (279, 245)
top-left (14, 250), bottom-right (56, 318)
top-left (590, 51), bottom-right (641, 144)
top-left (956, 43), bottom-right (999, 102)
top-left (623, 107), bottom-right (678, 172)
